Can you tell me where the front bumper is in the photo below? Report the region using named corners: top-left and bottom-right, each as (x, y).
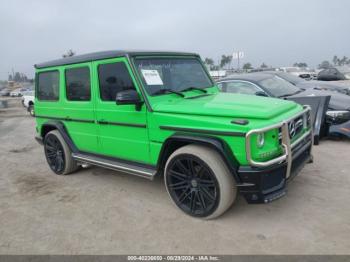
top-left (238, 134), bottom-right (312, 203)
top-left (238, 106), bottom-right (313, 204)
top-left (328, 119), bottom-right (350, 138)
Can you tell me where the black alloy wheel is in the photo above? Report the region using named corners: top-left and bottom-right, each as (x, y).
top-left (44, 134), bottom-right (66, 174)
top-left (166, 155), bottom-right (220, 217)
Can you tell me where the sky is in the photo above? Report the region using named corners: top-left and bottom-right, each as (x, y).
top-left (0, 0), bottom-right (349, 80)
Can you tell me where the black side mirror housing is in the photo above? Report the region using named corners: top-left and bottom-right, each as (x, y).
top-left (116, 89), bottom-right (143, 111)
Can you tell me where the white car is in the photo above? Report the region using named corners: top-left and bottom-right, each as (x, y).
top-left (21, 90), bottom-right (35, 116)
top-left (10, 88), bottom-right (28, 97)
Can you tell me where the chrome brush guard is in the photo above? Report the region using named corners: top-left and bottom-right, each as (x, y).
top-left (245, 105), bottom-right (313, 179)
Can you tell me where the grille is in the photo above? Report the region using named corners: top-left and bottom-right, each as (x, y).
top-left (278, 115), bottom-right (306, 144)
top-left (288, 116), bottom-right (303, 139)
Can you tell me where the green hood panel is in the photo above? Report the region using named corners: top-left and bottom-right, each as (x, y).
top-left (152, 93), bottom-right (298, 120)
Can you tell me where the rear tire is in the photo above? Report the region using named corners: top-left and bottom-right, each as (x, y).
top-left (28, 105), bottom-right (35, 117)
top-left (44, 130), bottom-right (78, 175)
top-left (164, 144), bottom-right (237, 219)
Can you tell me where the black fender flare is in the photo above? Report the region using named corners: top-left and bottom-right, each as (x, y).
top-left (157, 134), bottom-right (242, 183)
top-left (40, 120), bottom-right (78, 153)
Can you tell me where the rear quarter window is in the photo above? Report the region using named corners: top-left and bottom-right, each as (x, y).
top-left (37, 71), bottom-right (59, 101)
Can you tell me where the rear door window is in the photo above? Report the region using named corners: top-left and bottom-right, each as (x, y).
top-left (65, 67), bottom-right (91, 101)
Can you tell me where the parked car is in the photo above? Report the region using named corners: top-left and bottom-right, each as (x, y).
top-left (0, 88), bottom-right (11, 96)
top-left (34, 50), bottom-right (313, 219)
top-left (10, 87), bottom-right (29, 97)
top-left (21, 90), bottom-right (35, 116)
top-left (317, 66), bottom-right (350, 81)
top-left (217, 73), bottom-right (350, 139)
top-left (265, 71), bottom-right (350, 96)
top-left (279, 67), bottom-right (317, 80)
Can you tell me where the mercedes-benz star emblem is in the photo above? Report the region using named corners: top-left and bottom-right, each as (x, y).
top-left (288, 121), bottom-right (296, 138)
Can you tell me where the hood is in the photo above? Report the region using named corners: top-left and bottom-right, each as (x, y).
top-left (291, 89), bottom-right (350, 110)
top-left (152, 92), bottom-right (299, 120)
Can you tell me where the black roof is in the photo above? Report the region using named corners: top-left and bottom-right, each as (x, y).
top-left (34, 50), bottom-right (199, 69)
top-left (219, 72), bottom-right (272, 83)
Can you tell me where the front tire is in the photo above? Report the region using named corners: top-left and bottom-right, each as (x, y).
top-left (44, 130), bottom-right (78, 175)
top-left (164, 144), bottom-right (237, 219)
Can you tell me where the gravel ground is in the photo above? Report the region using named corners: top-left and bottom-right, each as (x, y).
top-left (0, 97), bottom-right (350, 255)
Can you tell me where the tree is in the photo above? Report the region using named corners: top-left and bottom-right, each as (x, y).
top-left (14, 72), bottom-right (21, 82)
top-left (62, 49), bottom-right (76, 58)
top-left (260, 63), bottom-right (268, 68)
top-left (331, 55), bottom-right (350, 66)
top-left (318, 60), bottom-right (331, 69)
top-left (243, 63), bottom-right (253, 70)
top-left (339, 56), bottom-right (348, 66)
top-left (332, 55), bottom-right (339, 66)
top-left (204, 58), bottom-right (215, 70)
top-left (204, 58), bottom-right (214, 66)
top-left (293, 62), bottom-right (308, 68)
top-left (220, 55), bottom-right (232, 69)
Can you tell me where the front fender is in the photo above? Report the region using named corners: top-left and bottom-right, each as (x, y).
top-left (157, 134), bottom-right (241, 183)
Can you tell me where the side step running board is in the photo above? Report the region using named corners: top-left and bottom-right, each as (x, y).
top-left (72, 153), bottom-right (157, 180)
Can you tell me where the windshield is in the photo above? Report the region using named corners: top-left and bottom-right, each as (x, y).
top-left (275, 72), bottom-right (304, 85)
top-left (134, 57), bottom-right (213, 95)
top-left (258, 76), bottom-right (301, 97)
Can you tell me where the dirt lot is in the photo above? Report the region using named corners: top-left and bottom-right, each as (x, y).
top-left (0, 97), bottom-right (350, 255)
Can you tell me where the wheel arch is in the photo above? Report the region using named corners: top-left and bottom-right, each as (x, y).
top-left (157, 134), bottom-right (241, 183)
top-left (40, 121), bottom-right (78, 153)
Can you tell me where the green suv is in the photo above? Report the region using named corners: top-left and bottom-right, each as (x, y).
top-left (34, 50), bottom-right (313, 219)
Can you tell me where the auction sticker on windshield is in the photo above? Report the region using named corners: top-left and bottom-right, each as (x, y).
top-left (141, 69), bottom-right (163, 85)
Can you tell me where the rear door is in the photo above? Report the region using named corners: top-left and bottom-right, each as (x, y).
top-left (92, 57), bottom-right (150, 163)
top-left (62, 63), bottom-right (99, 153)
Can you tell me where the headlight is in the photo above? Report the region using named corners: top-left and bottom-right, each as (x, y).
top-left (326, 110), bottom-right (350, 119)
top-left (256, 133), bottom-right (265, 148)
top-left (326, 110), bottom-right (350, 124)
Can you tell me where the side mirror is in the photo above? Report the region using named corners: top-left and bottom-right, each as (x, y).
top-left (116, 89), bottom-right (143, 111)
top-left (255, 91), bottom-right (268, 97)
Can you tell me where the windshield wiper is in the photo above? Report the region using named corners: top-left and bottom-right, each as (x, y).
top-left (180, 87), bottom-right (207, 93)
top-left (152, 88), bottom-right (185, 97)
